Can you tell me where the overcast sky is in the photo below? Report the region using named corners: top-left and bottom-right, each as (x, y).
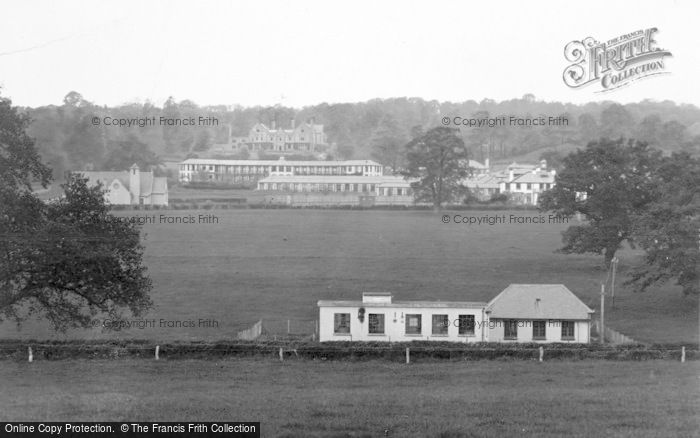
top-left (1, 0), bottom-right (697, 108)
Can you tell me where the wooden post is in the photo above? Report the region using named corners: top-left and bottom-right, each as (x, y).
top-left (611, 258), bottom-right (617, 310)
top-left (28, 347), bottom-right (33, 363)
top-left (155, 345), bottom-right (159, 360)
top-left (406, 347), bottom-right (410, 364)
top-left (681, 346), bottom-right (686, 363)
top-left (279, 347), bottom-right (283, 362)
top-left (600, 284), bottom-right (605, 345)
top-left (539, 346), bottom-right (543, 362)
top-left (287, 319), bottom-right (290, 334)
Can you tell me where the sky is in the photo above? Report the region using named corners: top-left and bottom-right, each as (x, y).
top-left (0, 0), bottom-right (697, 109)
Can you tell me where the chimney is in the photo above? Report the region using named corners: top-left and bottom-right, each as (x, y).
top-left (228, 124), bottom-right (232, 144)
top-left (540, 159), bottom-right (547, 170)
top-left (485, 158), bottom-right (490, 170)
top-left (129, 163), bottom-right (140, 204)
top-left (362, 292), bottom-right (393, 304)
top-left (291, 119), bottom-right (295, 129)
top-left (508, 169), bottom-right (514, 182)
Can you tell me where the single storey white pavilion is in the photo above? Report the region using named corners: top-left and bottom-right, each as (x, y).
top-left (318, 285), bottom-right (594, 343)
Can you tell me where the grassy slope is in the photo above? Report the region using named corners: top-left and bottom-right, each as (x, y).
top-left (0, 209), bottom-right (696, 343)
top-left (1, 359), bottom-right (698, 437)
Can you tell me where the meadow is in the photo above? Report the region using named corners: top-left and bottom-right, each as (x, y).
top-left (0, 209), bottom-right (697, 343)
top-left (1, 358), bottom-right (698, 437)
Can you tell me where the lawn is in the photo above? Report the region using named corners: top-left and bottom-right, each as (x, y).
top-left (0, 209), bottom-right (697, 343)
top-left (1, 359), bottom-right (698, 437)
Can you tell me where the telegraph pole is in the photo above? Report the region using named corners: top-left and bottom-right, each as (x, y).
top-left (611, 257), bottom-right (618, 310)
top-left (600, 284), bottom-right (605, 345)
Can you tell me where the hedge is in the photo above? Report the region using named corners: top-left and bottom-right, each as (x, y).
top-left (0, 340), bottom-right (696, 362)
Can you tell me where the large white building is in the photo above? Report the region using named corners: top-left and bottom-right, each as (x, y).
top-left (256, 175), bottom-right (415, 207)
top-left (318, 284), bottom-right (593, 343)
top-left (462, 160), bottom-right (556, 205)
top-left (212, 120), bottom-right (328, 155)
top-left (178, 158), bottom-right (383, 186)
top-left (500, 162), bottom-right (556, 206)
top-left (77, 164), bottom-right (168, 206)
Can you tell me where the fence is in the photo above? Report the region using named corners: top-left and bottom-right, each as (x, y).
top-left (236, 320), bottom-right (263, 340)
top-left (591, 320), bottom-right (638, 345)
top-left (257, 319), bottom-right (317, 341)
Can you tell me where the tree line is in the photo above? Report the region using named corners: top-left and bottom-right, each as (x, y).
top-left (20, 92), bottom-right (700, 181)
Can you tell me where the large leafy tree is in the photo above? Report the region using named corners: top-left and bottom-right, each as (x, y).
top-left (370, 114), bottom-right (406, 173)
top-left (403, 126), bottom-right (470, 209)
top-left (103, 133), bottom-right (161, 170)
top-left (626, 152), bottom-right (700, 295)
top-left (539, 138), bottom-right (661, 265)
top-left (60, 92), bottom-right (105, 168)
top-left (1, 94), bottom-right (152, 331)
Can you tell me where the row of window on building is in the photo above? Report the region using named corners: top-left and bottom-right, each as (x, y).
top-left (259, 182), bottom-right (410, 195)
top-left (179, 164), bottom-right (381, 176)
top-left (333, 312), bottom-right (576, 339)
top-left (252, 135), bottom-right (307, 142)
top-left (505, 183), bottom-right (552, 191)
top-left (502, 319), bottom-right (575, 339)
top-left (334, 313), bottom-right (477, 336)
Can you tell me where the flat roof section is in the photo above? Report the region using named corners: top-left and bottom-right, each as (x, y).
top-left (317, 300), bottom-right (488, 308)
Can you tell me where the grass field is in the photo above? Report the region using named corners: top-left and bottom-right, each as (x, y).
top-left (1, 358), bottom-right (698, 437)
top-left (0, 209), bottom-right (697, 343)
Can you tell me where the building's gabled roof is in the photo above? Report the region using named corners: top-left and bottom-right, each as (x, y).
top-left (462, 174), bottom-right (500, 188)
top-left (486, 284), bottom-right (594, 319)
top-left (76, 168), bottom-right (165, 199)
top-left (78, 171), bottom-right (129, 190)
top-left (468, 160), bottom-right (488, 169)
top-left (511, 172), bottom-right (555, 184)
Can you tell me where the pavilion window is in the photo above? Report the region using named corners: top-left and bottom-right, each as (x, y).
top-left (432, 315), bottom-right (449, 335)
top-left (533, 320), bottom-right (546, 340)
top-left (334, 312), bottom-right (351, 335)
top-left (405, 314), bottom-right (422, 335)
top-left (368, 314), bottom-right (385, 334)
top-left (561, 321), bottom-right (575, 340)
top-left (458, 315), bottom-right (475, 336)
top-left (504, 319), bottom-right (518, 339)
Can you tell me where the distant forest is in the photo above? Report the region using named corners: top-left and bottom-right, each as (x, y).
top-left (20, 92), bottom-right (700, 181)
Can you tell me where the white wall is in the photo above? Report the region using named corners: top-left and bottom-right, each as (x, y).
top-left (319, 305), bottom-right (486, 342)
top-left (487, 318), bottom-right (590, 343)
top-left (151, 192), bottom-right (168, 206)
top-left (105, 182), bottom-right (132, 205)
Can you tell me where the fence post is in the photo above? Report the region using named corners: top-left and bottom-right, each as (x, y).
top-left (287, 319), bottom-right (290, 335)
top-left (406, 347), bottom-right (410, 364)
top-left (539, 346), bottom-right (543, 362)
top-left (681, 346), bottom-right (686, 363)
top-left (155, 345), bottom-right (160, 360)
top-left (28, 346), bottom-right (33, 363)
top-left (279, 347), bottom-right (283, 362)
